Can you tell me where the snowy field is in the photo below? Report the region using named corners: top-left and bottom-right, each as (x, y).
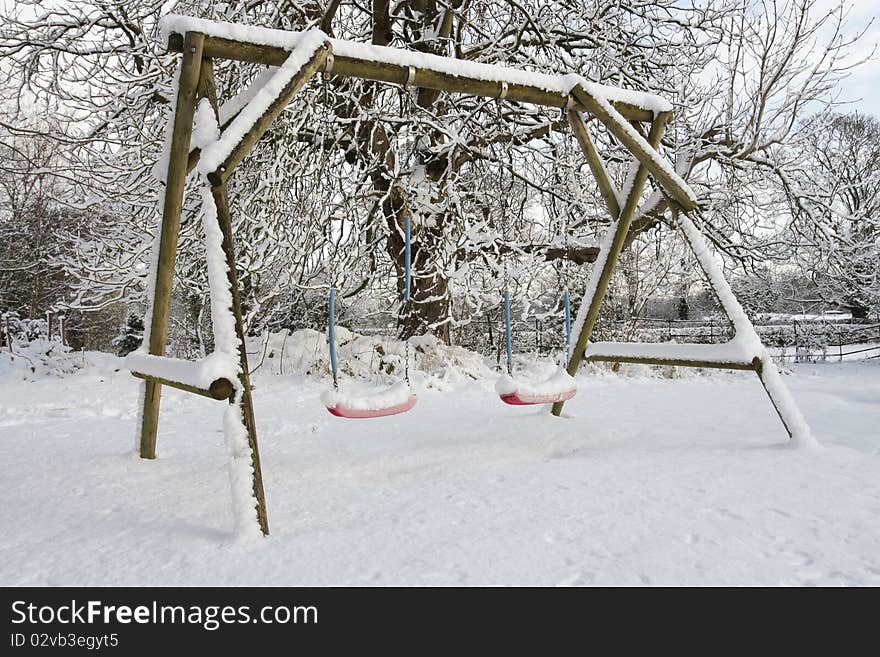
top-left (1, 353), bottom-right (878, 586)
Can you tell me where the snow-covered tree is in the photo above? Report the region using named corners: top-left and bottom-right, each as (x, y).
top-left (782, 112), bottom-right (880, 317)
top-left (0, 0), bottom-right (871, 351)
top-left (112, 314), bottom-right (144, 356)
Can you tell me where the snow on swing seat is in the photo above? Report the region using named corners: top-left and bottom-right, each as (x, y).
top-left (495, 368), bottom-right (577, 406)
top-left (321, 381), bottom-right (417, 419)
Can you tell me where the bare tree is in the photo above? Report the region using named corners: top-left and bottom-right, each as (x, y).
top-left (782, 112), bottom-right (880, 316)
top-left (0, 0), bottom-right (872, 350)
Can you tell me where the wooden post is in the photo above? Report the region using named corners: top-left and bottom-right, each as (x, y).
top-left (210, 182), bottom-right (270, 536)
top-left (552, 112), bottom-right (670, 417)
top-left (139, 32), bottom-right (205, 459)
top-left (753, 357), bottom-right (795, 439)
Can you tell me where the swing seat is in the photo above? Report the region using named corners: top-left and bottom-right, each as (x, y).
top-left (496, 367), bottom-right (577, 405)
top-left (321, 381), bottom-right (417, 419)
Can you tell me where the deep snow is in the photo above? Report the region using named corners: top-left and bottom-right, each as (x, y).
top-left (1, 352), bottom-right (878, 586)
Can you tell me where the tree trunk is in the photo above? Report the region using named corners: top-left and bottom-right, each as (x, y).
top-left (379, 184), bottom-right (452, 342)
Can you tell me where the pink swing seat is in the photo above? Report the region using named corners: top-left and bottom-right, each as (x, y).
top-left (496, 368), bottom-right (577, 406)
top-left (322, 382), bottom-right (417, 419)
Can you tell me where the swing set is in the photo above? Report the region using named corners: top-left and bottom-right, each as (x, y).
top-left (126, 15), bottom-right (811, 536)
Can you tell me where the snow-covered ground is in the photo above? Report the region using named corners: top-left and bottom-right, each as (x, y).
top-left (1, 349), bottom-right (878, 586)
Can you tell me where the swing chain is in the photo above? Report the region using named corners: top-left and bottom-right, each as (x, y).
top-left (493, 95), bottom-right (516, 376)
top-left (557, 122), bottom-right (573, 365)
top-left (403, 214), bottom-right (413, 387)
top-left (328, 288), bottom-right (339, 390)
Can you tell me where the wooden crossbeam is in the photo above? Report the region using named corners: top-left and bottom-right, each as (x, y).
top-left (131, 371), bottom-right (235, 400)
top-left (166, 33), bottom-right (655, 123)
top-left (584, 355), bottom-right (761, 371)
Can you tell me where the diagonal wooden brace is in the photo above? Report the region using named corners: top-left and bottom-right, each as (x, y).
top-left (551, 113), bottom-right (670, 417)
top-left (206, 43), bottom-right (331, 187)
top-left (567, 109), bottom-right (621, 219)
top-left (569, 84), bottom-right (696, 212)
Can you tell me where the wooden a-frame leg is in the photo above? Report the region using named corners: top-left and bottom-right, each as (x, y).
top-left (210, 183), bottom-right (270, 535)
top-left (139, 32), bottom-right (205, 459)
top-left (197, 57), bottom-right (269, 534)
top-left (674, 211), bottom-right (809, 441)
top-left (551, 112), bottom-right (670, 417)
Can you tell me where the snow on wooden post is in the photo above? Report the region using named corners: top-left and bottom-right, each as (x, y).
top-left (130, 370), bottom-right (234, 401)
top-left (676, 212), bottom-right (813, 443)
top-left (209, 182), bottom-right (270, 536)
top-left (163, 27), bottom-right (657, 122)
top-left (138, 31), bottom-right (205, 460)
top-left (192, 54), bottom-right (271, 536)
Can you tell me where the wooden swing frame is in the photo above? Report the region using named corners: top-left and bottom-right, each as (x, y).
top-left (132, 17), bottom-right (807, 536)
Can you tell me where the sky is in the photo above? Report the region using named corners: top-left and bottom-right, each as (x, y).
top-left (0, 0), bottom-right (876, 116)
top-left (821, 0), bottom-right (880, 115)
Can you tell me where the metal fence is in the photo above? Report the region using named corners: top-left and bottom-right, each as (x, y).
top-left (453, 315), bottom-right (880, 363)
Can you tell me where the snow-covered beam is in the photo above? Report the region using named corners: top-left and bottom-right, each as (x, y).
top-left (126, 353), bottom-right (236, 400)
top-left (584, 341), bottom-right (760, 370)
top-left (160, 16), bottom-right (699, 211)
top-left (131, 370), bottom-right (235, 400)
top-left (164, 31), bottom-right (656, 123)
top-left (198, 35), bottom-right (331, 187)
